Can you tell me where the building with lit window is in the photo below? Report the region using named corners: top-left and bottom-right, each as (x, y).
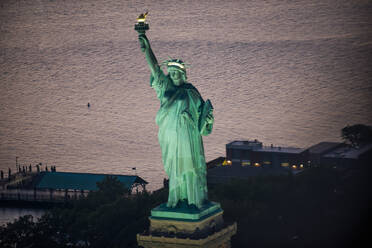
top-left (207, 140), bottom-right (372, 183)
top-left (226, 140), bottom-right (305, 169)
top-left (208, 140), bottom-right (306, 183)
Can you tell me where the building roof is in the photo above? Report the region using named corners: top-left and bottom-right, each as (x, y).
top-left (255, 146), bottom-right (304, 154)
top-left (206, 156), bottom-right (225, 169)
top-left (35, 172), bottom-right (147, 191)
top-left (226, 140), bottom-right (303, 154)
top-left (323, 143), bottom-right (372, 159)
top-left (226, 140), bottom-right (263, 150)
top-left (304, 142), bottom-right (343, 155)
top-left (227, 140), bottom-right (263, 147)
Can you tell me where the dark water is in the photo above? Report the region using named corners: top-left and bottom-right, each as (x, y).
top-left (0, 0), bottom-right (371, 191)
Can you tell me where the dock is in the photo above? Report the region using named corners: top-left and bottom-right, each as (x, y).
top-left (0, 170), bottom-right (148, 204)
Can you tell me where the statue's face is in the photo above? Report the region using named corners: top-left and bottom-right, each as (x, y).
top-left (168, 68), bottom-right (184, 86)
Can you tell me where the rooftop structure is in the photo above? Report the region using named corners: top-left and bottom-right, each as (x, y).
top-left (323, 143), bottom-right (372, 159)
top-left (227, 140), bottom-right (263, 149)
top-left (255, 146), bottom-right (304, 154)
top-left (304, 142), bottom-right (344, 155)
top-left (227, 140), bottom-right (303, 154)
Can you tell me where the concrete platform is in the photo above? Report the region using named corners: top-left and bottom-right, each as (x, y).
top-left (150, 208), bottom-right (224, 236)
top-left (151, 201), bottom-right (222, 220)
top-left (137, 201), bottom-right (237, 248)
top-left (137, 222), bottom-right (237, 248)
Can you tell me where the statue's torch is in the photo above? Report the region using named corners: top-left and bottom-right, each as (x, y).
top-left (134, 12), bottom-right (149, 35)
top-left (135, 12), bottom-right (149, 52)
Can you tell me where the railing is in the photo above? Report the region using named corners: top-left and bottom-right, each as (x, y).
top-left (0, 171), bottom-right (39, 189)
top-left (0, 189), bottom-right (87, 203)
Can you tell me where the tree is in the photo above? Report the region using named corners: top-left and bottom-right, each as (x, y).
top-left (0, 214), bottom-right (67, 248)
top-left (341, 124), bottom-right (372, 147)
top-left (0, 175), bottom-right (169, 248)
top-left (95, 175), bottom-right (130, 202)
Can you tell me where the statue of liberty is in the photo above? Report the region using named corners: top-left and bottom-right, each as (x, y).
top-left (136, 14), bottom-right (214, 209)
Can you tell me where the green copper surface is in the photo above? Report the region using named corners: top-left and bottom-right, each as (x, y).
top-left (151, 201), bottom-right (222, 221)
top-left (137, 20), bottom-right (214, 209)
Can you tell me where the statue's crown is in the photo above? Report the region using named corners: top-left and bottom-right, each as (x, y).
top-left (165, 59), bottom-right (186, 71)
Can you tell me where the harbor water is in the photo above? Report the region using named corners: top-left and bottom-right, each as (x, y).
top-left (0, 0), bottom-right (371, 195)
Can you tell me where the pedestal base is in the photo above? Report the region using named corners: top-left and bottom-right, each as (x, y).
top-left (137, 223), bottom-right (237, 248)
top-left (137, 201), bottom-right (237, 248)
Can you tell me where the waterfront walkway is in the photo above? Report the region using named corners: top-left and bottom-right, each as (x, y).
top-left (0, 188), bottom-right (84, 203)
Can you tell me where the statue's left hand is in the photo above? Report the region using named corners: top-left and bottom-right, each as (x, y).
top-left (200, 110), bottom-right (214, 136)
top-left (206, 111), bottom-right (214, 125)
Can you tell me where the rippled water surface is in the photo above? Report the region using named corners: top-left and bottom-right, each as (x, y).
top-left (1, 0), bottom-right (371, 190)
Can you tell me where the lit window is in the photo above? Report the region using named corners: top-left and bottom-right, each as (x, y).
top-left (254, 162), bottom-right (261, 167)
top-left (222, 160), bottom-right (232, 166)
top-left (241, 161), bottom-right (251, 167)
top-left (281, 162), bottom-right (289, 167)
top-left (263, 161), bottom-right (271, 165)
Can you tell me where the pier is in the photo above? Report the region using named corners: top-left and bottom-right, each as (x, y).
top-left (0, 188), bottom-right (83, 204)
top-left (0, 170), bottom-right (148, 204)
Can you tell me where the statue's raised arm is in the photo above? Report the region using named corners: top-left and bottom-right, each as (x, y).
top-left (135, 12), bottom-right (160, 77)
top-left (138, 34), bottom-right (160, 76)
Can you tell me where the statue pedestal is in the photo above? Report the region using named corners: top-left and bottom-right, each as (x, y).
top-left (137, 201), bottom-right (237, 248)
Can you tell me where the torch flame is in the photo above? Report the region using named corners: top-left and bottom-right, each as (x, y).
top-left (137, 12), bottom-right (148, 23)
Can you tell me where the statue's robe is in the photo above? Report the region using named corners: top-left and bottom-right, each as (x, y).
top-left (150, 68), bottom-right (213, 208)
